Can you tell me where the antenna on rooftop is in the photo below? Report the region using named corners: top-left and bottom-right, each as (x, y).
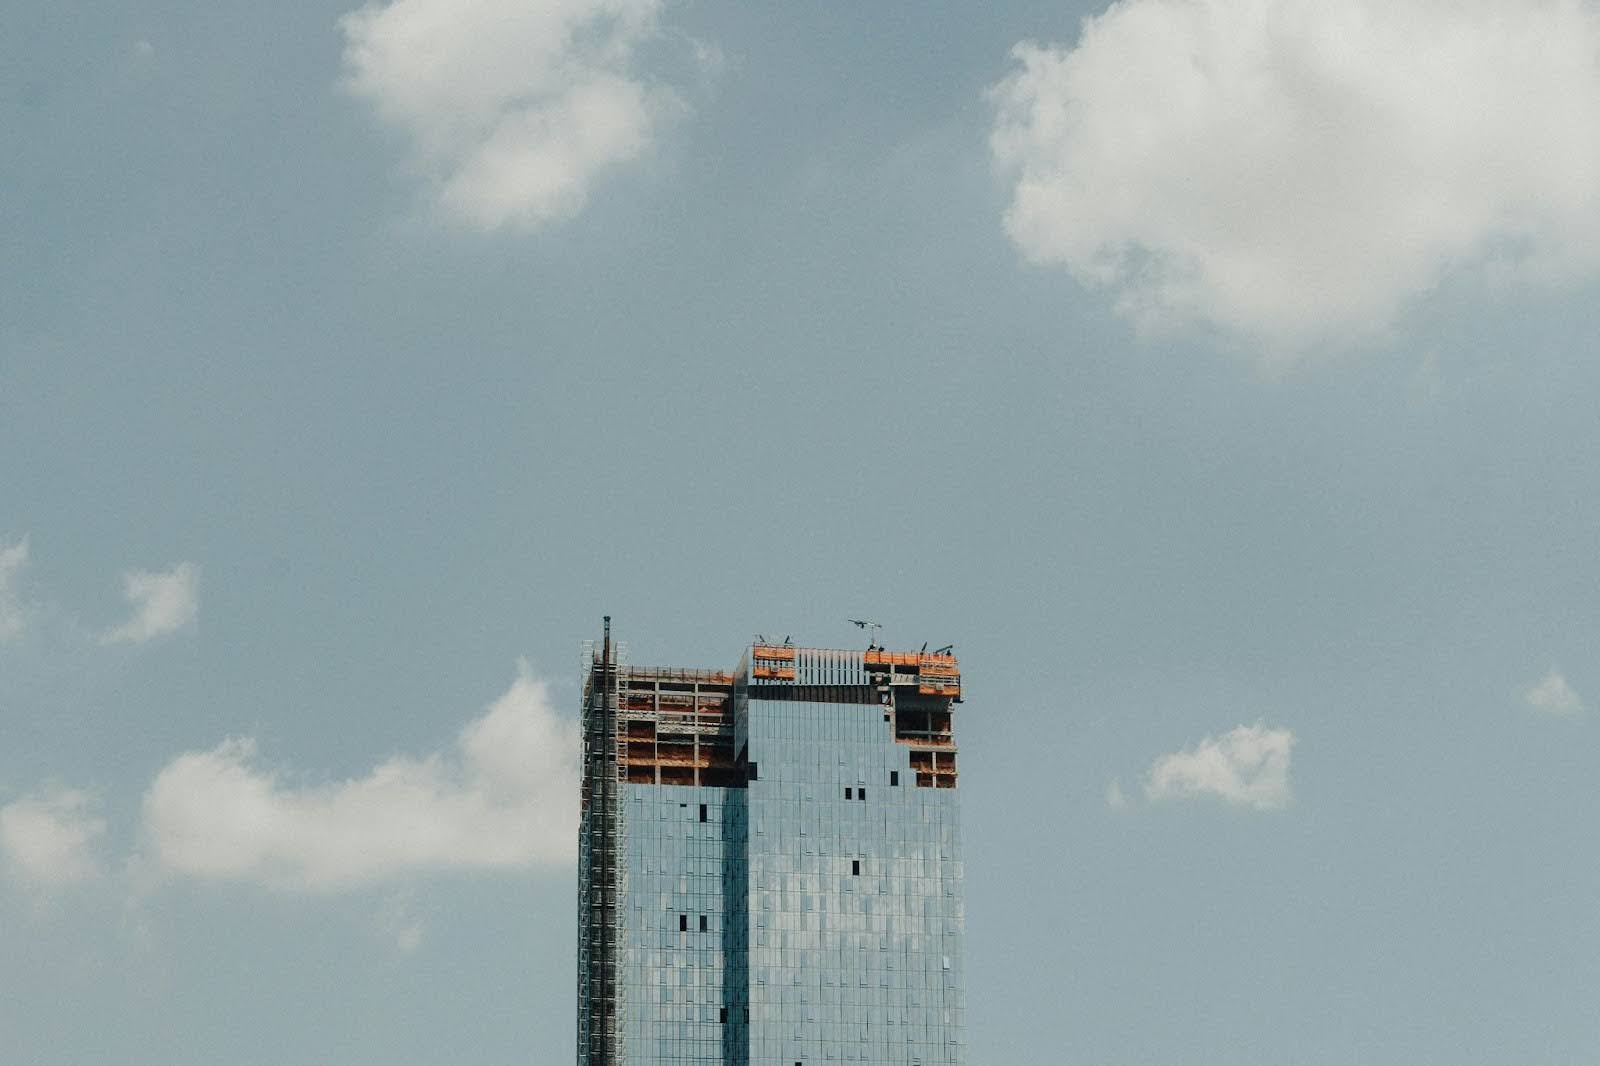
top-left (848, 618), bottom-right (883, 649)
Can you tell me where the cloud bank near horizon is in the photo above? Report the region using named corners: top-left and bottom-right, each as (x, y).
top-left (140, 663), bottom-right (580, 891)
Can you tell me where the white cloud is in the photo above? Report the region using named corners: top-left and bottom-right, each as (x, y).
top-left (340, 0), bottom-right (686, 231)
top-left (990, 0), bottom-right (1600, 355)
top-left (101, 562), bottom-right (198, 645)
top-left (140, 662), bottom-right (579, 891)
top-left (1144, 722), bottom-right (1294, 810)
top-left (0, 536), bottom-right (28, 641)
top-left (1524, 668), bottom-right (1583, 716)
top-left (0, 787), bottom-right (106, 886)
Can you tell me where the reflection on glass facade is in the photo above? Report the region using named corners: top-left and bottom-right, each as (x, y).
top-left (579, 623), bottom-right (965, 1066)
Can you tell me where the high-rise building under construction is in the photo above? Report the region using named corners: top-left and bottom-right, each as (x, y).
top-left (577, 620), bottom-right (966, 1066)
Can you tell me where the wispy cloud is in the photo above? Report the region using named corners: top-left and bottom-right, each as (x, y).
top-left (1523, 669), bottom-right (1583, 716)
top-left (990, 0), bottom-right (1600, 356)
top-left (340, 0), bottom-right (698, 231)
top-left (0, 536), bottom-right (29, 642)
top-left (375, 890), bottom-right (426, 953)
top-left (1104, 777), bottom-right (1128, 810)
top-left (140, 662), bottom-right (578, 891)
top-left (1144, 723), bottom-right (1295, 811)
top-left (102, 562), bottom-right (198, 645)
top-left (0, 787), bottom-right (106, 886)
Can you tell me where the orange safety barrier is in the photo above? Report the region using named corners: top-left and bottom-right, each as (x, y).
top-left (865, 649), bottom-right (921, 666)
top-left (865, 649), bottom-right (959, 668)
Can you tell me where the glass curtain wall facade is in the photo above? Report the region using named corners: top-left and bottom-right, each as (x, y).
top-left (578, 625), bottom-right (965, 1066)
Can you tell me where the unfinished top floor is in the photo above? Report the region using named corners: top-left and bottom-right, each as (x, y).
top-left (582, 640), bottom-right (962, 792)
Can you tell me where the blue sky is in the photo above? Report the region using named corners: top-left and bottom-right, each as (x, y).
top-left (3, 1), bottom-right (1599, 1062)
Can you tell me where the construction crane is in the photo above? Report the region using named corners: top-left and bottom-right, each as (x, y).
top-left (847, 618), bottom-right (883, 649)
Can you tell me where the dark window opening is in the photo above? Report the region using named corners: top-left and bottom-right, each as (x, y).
top-left (748, 762), bottom-right (758, 781)
top-left (844, 787), bottom-right (853, 800)
top-left (699, 915), bottom-right (708, 932)
top-left (719, 1007), bottom-right (728, 1024)
top-left (859, 788), bottom-right (866, 801)
top-left (679, 914), bottom-right (687, 932)
top-left (851, 860), bottom-right (860, 876)
top-left (699, 804), bottom-right (707, 823)
top-left (890, 771), bottom-right (899, 786)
